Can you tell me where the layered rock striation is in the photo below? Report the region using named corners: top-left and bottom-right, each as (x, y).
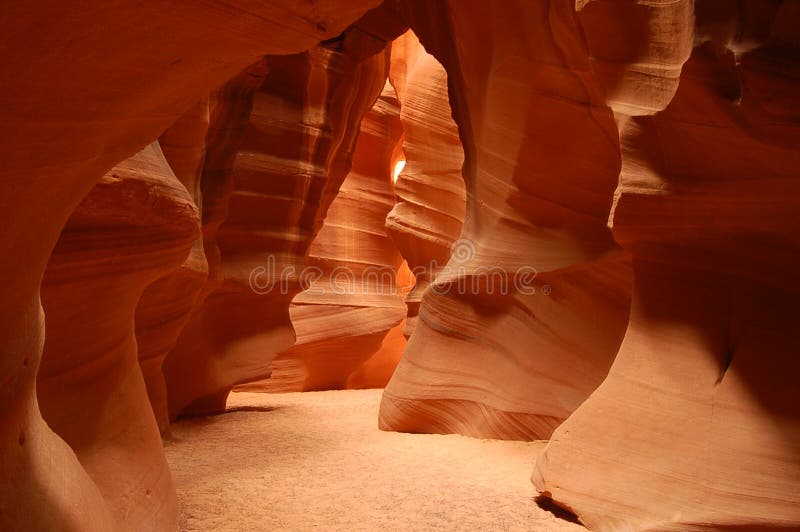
top-left (136, 101), bottom-right (211, 435)
top-left (533, 2), bottom-right (800, 529)
top-left (165, 33), bottom-right (393, 417)
top-left (0, 2), bottom-right (380, 529)
top-left (384, 30), bottom-right (467, 338)
top-left (38, 143), bottom-right (198, 531)
top-left (380, 0), bottom-right (633, 441)
top-left (242, 80), bottom-right (408, 393)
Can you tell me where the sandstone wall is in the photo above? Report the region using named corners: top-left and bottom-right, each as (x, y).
top-left (0, 2), bottom-right (380, 529)
top-left (382, 0), bottom-right (633, 441)
top-left (241, 80), bottom-right (408, 392)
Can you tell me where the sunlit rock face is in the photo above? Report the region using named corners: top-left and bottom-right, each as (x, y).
top-left (38, 143), bottom-right (198, 531)
top-left (237, 80), bottom-right (409, 393)
top-left (0, 2), bottom-right (380, 529)
top-left (384, 30), bottom-right (467, 339)
top-left (380, 0), bottom-right (633, 441)
top-left (533, 2), bottom-right (800, 529)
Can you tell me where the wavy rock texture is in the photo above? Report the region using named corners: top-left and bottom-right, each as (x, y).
top-left (165, 35), bottom-right (393, 417)
top-left (135, 101), bottom-right (210, 435)
top-left (385, 30), bottom-right (466, 338)
top-left (0, 2), bottom-right (379, 530)
top-left (161, 59), bottom-right (271, 420)
top-left (241, 80), bottom-right (408, 393)
top-left (533, 2), bottom-right (800, 529)
top-left (380, 0), bottom-right (633, 440)
top-left (38, 143), bottom-right (198, 531)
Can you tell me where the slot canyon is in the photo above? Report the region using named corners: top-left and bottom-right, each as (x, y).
top-left (1, 1), bottom-right (798, 531)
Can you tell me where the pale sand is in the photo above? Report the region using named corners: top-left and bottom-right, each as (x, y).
top-left (164, 389), bottom-right (584, 531)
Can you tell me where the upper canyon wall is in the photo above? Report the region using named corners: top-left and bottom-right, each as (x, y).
top-left (164, 31), bottom-right (393, 417)
top-left (385, 30), bottom-right (467, 338)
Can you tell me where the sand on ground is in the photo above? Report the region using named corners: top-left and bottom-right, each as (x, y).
top-left (164, 389), bottom-right (584, 531)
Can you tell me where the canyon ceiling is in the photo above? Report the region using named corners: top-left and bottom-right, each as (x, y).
top-left (1, 1), bottom-right (798, 531)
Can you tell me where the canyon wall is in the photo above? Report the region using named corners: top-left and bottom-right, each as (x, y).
top-left (164, 31), bottom-right (394, 417)
top-left (388, 0), bottom-right (800, 529)
top-left (533, 2), bottom-right (800, 529)
top-left (2, 1), bottom-right (799, 531)
top-left (38, 143), bottom-right (198, 531)
top-left (136, 101), bottom-right (211, 434)
top-left (0, 2), bottom-right (380, 529)
top-left (382, 0), bottom-right (633, 441)
top-left (241, 80), bottom-right (408, 393)
top-left (385, 31), bottom-right (467, 338)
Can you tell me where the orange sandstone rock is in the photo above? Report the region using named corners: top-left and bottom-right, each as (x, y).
top-left (380, 0), bottom-right (632, 441)
top-left (533, 3), bottom-right (800, 528)
top-left (385, 30), bottom-right (467, 338)
top-left (136, 100), bottom-right (211, 435)
top-left (38, 143), bottom-right (197, 531)
top-left (166, 34), bottom-right (392, 416)
top-left (241, 80), bottom-right (408, 392)
top-left (0, 2), bottom-right (380, 529)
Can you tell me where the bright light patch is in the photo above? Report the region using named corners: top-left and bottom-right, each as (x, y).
top-left (392, 159), bottom-right (406, 183)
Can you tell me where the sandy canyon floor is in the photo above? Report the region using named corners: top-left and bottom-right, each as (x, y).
top-left (164, 389), bottom-right (584, 531)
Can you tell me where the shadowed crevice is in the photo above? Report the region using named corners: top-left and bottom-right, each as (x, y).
top-left (534, 495), bottom-right (582, 526)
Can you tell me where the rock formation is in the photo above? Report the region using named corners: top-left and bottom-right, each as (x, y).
top-left (136, 101), bottom-right (211, 434)
top-left (2, 1), bottom-right (799, 531)
top-left (533, 2), bottom-right (800, 529)
top-left (164, 33), bottom-right (393, 417)
top-left (160, 58), bottom-right (273, 419)
top-left (38, 143), bottom-right (198, 531)
top-left (241, 80), bottom-right (408, 393)
top-left (0, 2), bottom-right (381, 529)
top-left (384, 30), bottom-right (467, 338)
top-left (380, 0), bottom-right (633, 441)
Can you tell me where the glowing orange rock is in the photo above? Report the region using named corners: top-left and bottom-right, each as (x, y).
top-left (241, 80), bottom-right (408, 392)
top-left (380, 1), bottom-right (631, 441)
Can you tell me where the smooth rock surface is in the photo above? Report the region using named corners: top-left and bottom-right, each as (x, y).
top-left (385, 30), bottom-right (467, 338)
top-left (38, 143), bottom-right (198, 531)
top-left (241, 80), bottom-right (408, 393)
top-left (165, 31), bottom-right (392, 418)
top-left (533, 4), bottom-right (800, 527)
top-left (381, 0), bottom-right (632, 441)
top-left (0, 2), bottom-right (379, 529)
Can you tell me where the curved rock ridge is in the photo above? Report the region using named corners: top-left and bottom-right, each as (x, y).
top-left (385, 30), bottom-right (467, 338)
top-left (533, 3), bottom-right (800, 529)
top-left (0, 2), bottom-right (381, 529)
top-left (380, 0), bottom-right (633, 441)
top-left (161, 58), bottom-right (272, 420)
top-left (165, 34), bottom-right (393, 417)
top-left (38, 142), bottom-right (198, 531)
top-left (239, 79), bottom-right (408, 393)
top-left (136, 100), bottom-right (211, 435)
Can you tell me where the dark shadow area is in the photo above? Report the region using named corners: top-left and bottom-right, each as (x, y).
top-left (534, 495), bottom-right (582, 526)
top-left (179, 405), bottom-right (283, 419)
top-left (221, 405), bottom-right (281, 415)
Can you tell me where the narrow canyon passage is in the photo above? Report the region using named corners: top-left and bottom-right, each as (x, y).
top-left (2, 2), bottom-right (799, 531)
top-left (165, 389), bottom-right (581, 532)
